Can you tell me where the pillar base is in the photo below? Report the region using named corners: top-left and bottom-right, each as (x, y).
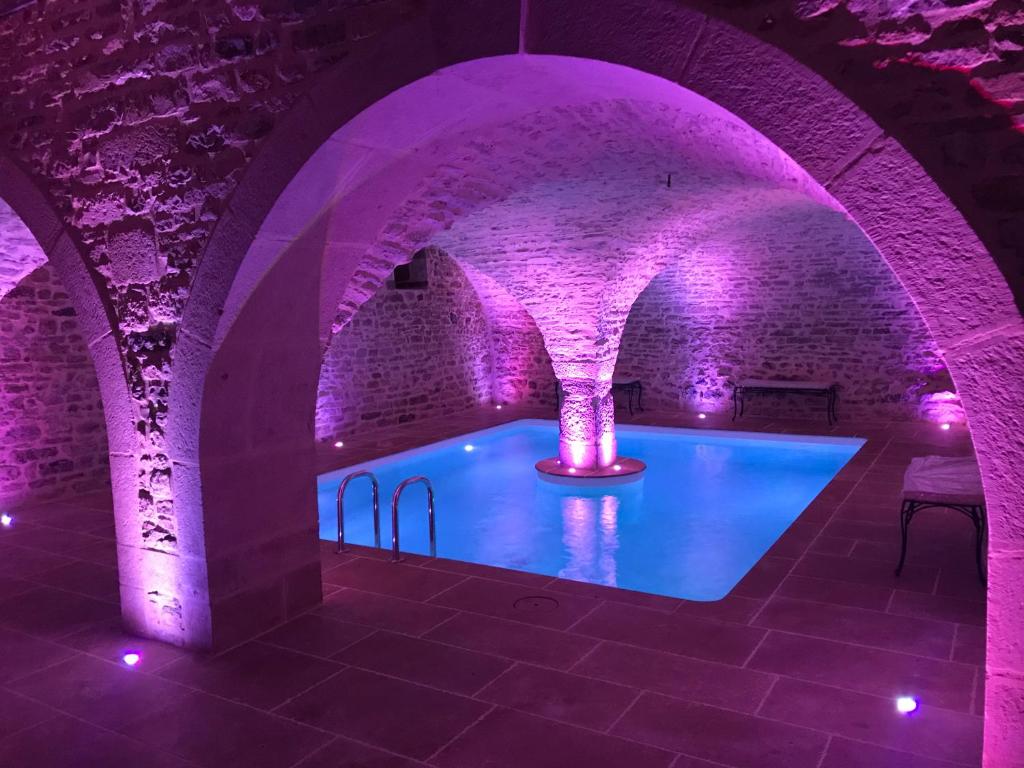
top-left (535, 456), bottom-right (646, 486)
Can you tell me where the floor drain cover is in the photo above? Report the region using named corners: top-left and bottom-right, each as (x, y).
top-left (513, 596), bottom-right (559, 612)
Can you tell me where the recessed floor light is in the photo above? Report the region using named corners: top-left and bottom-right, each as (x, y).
top-left (122, 652), bottom-right (141, 667)
top-left (895, 696), bottom-right (918, 714)
top-left (0, 514), bottom-right (11, 527)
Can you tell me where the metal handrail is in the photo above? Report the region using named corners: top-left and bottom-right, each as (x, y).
top-left (390, 475), bottom-right (436, 562)
top-left (336, 471), bottom-right (380, 554)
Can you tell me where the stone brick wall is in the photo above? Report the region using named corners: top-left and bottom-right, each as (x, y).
top-left (617, 206), bottom-right (951, 421)
top-left (316, 250), bottom-right (555, 440)
top-left (0, 264), bottom-right (109, 506)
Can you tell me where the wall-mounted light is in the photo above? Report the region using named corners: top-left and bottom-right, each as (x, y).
top-left (613, 464), bottom-right (622, 471)
top-left (0, 514), bottom-right (12, 527)
top-left (698, 413), bottom-right (707, 420)
top-left (940, 423), bottom-right (951, 431)
top-left (333, 440), bottom-right (345, 448)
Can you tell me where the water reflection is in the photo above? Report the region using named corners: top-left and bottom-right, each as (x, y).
top-left (559, 494), bottom-right (621, 586)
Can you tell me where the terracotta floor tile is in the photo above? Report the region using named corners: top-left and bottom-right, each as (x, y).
top-left (761, 677), bottom-right (982, 764)
top-left (429, 577), bottom-right (600, 630)
top-left (673, 594), bottom-right (764, 624)
top-left (279, 667), bottom-right (489, 760)
top-left (571, 601), bottom-right (765, 666)
top-left (433, 707), bottom-right (675, 768)
top-left (935, 568), bottom-right (986, 604)
top-left (295, 738), bottom-right (427, 768)
top-left (824, 519), bottom-right (897, 543)
top-left (133, 690), bottom-right (331, 768)
top-left (8, 654), bottom-right (191, 732)
top-left (765, 521), bottom-right (819, 558)
top-left (0, 523), bottom-right (110, 555)
top-left (336, 630), bottom-right (511, 694)
top-left (821, 736), bottom-right (971, 768)
top-left (748, 631), bottom-right (976, 712)
top-left (754, 597), bottom-right (955, 659)
top-left (0, 585), bottom-right (119, 639)
top-left (419, 557), bottom-right (556, 588)
top-left (805, 535), bottom-right (857, 557)
top-left (573, 641), bottom-right (774, 713)
top-left (258, 613), bottom-right (374, 658)
top-left (545, 578), bottom-right (680, 612)
top-left (0, 575), bottom-right (37, 602)
top-left (0, 715), bottom-right (192, 768)
top-left (611, 691), bottom-right (828, 768)
top-left (775, 574), bottom-right (893, 611)
top-left (793, 552), bottom-right (937, 594)
top-left (58, 618), bottom-right (190, 671)
top-left (316, 588), bottom-right (454, 636)
top-left (0, 626), bottom-right (78, 684)
top-left (30, 560), bottom-right (120, 602)
top-left (322, 557), bottom-right (466, 601)
top-left (731, 556), bottom-right (794, 599)
top-left (952, 624), bottom-right (985, 666)
top-left (476, 662), bottom-right (637, 730)
top-left (889, 590), bottom-right (985, 627)
top-left (0, 688), bottom-right (57, 740)
top-left (423, 611), bottom-right (597, 669)
top-left (158, 640), bottom-right (342, 709)
top-left (0, 544), bottom-right (74, 577)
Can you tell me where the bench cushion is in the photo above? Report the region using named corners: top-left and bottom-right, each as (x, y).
top-left (902, 455), bottom-right (984, 505)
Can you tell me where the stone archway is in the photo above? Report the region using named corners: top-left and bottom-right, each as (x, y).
top-left (0, 154), bottom-right (128, 551)
top-left (176, 18), bottom-right (1020, 765)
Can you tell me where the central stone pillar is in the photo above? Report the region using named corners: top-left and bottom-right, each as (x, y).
top-left (558, 377), bottom-right (617, 469)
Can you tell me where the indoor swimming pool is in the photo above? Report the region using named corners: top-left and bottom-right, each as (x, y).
top-left (317, 420), bottom-right (863, 600)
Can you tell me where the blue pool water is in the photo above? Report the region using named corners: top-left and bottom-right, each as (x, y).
top-left (317, 420), bottom-right (863, 601)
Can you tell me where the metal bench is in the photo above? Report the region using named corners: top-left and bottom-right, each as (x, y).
top-left (896, 455), bottom-right (986, 584)
top-left (732, 378), bottom-right (838, 425)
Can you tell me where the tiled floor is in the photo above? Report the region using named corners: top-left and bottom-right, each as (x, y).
top-left (0, 406), bottom-right (985, 767)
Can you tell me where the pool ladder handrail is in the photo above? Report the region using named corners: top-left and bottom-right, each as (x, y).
top-left (391, 475), bottom-right (436, 562)
top-left (336, 471), bottom-right (380, 554)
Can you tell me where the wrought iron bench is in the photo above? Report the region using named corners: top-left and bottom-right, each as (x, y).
top-left (896, 455), bottom-right (986, 584)
top-left (731, 378), bottom-right (838, 425)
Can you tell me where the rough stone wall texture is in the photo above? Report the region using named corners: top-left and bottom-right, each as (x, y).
top-left (316, 250), bottom-right (555, 439)
top-left (616, 206), bottom-right (952, 420)
top-left (0, 198), bottom-right (47, 300)
top-left (0, 264), bottom-right (109, 506)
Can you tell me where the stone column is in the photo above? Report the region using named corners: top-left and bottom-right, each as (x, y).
top-left (557, 376), bottom-right (618, 469)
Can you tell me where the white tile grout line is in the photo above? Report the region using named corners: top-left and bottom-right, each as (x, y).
top-left (814, 734), bottom-right (834, 768)
top-left (424, 702), bottom-right (497, 764)
top-left (602, 687), bottom-right (646, 734)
